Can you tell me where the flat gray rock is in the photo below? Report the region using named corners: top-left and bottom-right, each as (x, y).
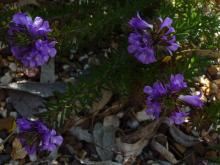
top-left (8, 90), bottom-right (46, 117)
top-left (0, 82), bottom-right (68, 98)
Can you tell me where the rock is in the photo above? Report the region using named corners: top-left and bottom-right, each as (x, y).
top-left (83, 64), bottom-right (90, 70)
top-left (0, 72), bottom-right (12, 84)
top-left (9, 63), bottom-right (17, 72)
top-left (0, 82), bottom-right (68, 98)
top-left (62, 65), bottom-right (70, 71)
top-left (0, 109), bottom-right (7, 118)
top-left (147, 160), bottom-right (154, 164)
top-left (127, 120), bottom-right (139, 129)
top-left (93, 122), bottom-right (116, 161)
top-left (40, 58), bottom-right (55, 83)
top-left (8, 90), bottom-right (45, 117)
top-left (69, 127), bottom-right (93, 143)
top-left (136, 109), bottom-right (151, 121)
top-left (115, 154), bottom-right (123, 163)
top-left (9, 111), bottom-right (17, 119)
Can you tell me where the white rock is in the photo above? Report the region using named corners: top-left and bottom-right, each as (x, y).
top-left (79, 54), bottom-right (88, 61)
top-left (136, 109), bottom-right (152, 121)
top-left (0, 109), bottom-right (7, 118)
top-left (9, 111), bottom-right (17, 119)
top-left (62, 65), bottom-right (70, 70)
top-left (9, 63), bottom-right (17, 72)
top-left (0, 72), bottom-right (12, 84)
top-left (83, 64), bottom-right (90, 70)
top-left (127, 120), bottom-right (139, 129)
top-left (115, 154), bottom-right (123, 163)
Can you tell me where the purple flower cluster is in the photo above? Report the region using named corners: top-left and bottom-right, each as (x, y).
top-left (8, 12), bottom-right (56, 68)
top-left (144, 74), bottom-right (204, 125)
top-left (16, 118), bottom-right (63, 155)
top-left (128, 13), bottom-right (179, 64)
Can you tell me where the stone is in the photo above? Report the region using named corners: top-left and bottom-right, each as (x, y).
top-left (69, 127), bottom-right (93, 143)
top-left (62, 65), bottom-right (70, 71)
top-left (9, 111), bottom-right (18, 119)
top-left (115, 154), bottom-right (123, 163)
top-left (136, 109), bottom-right (151, 121)
top-left (0, 72), bottom-right (12, 84)
top-left (9, 63), bottom-right (17, 72)
top-left (40, 58), bottom-right (55, 83)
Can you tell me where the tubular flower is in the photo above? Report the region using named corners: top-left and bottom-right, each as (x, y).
top-left (16, 118), bottom-right (63, 155)
top-left (8, 12), bottom-right (56, 68)
top-left (167, 74), bottom-right (187, 92)
top-left (145, 100), bottom-right (161, 119)
top-left (178, 94), bottom-right (204, 108)
top-left (143, 73), bottom-right (204, 125)
top-left (144, 81), bottom-right (167, 99)
top-left (128, 13), bottom-right (179, 64)
top-left (169, 111), bottom-right (189, 125)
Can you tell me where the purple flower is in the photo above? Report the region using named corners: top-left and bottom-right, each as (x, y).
top-left (25, 145), bottom-right (37, 155)
top-left (29, 16), bottom-right (52, 36)
top-left (12, 13), bottom-right (32, 27)
top-left (168, 74), bottom-right (187, 92)
top-left (144, 81), bottom-right (167, 99)
top-left (159, 17), bottom-right (173, 30)
top-left (169, 111), bottom-right (188, 125)
top-left (128, 14), bottom-right (179, 64)
top-left (16, 118), bottom-right (63, 156)
top-left (8, 12), bottom-right (56, 68)
top-left (16, 118), bottom-right (33, 132)
top-left (146, 101), bottom-right (161, 119)
top-left (129, 12), bottom-right (153, 30)
top-left (41, 129), bottom-right (63, 152)
top-left (178, 94), bottom-right (204, 108)
top-left (128, 32), bottom-right (156, 64)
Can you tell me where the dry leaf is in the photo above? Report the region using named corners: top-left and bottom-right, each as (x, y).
top-left (11, 138), bottom-right (27, 160)
top-left (0, 117), bottom-right (15, 132)
top-left (117, 119), bottom-right (162, 157)
top-left (92, 90), bottom-right (112, 112)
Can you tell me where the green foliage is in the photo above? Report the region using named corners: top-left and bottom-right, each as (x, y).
top-left (159, 0), bottom-right (220, 48)
top-left (204, 101), bottom-right (220, 130)
top-left (1, 0), bottom-right (220, 127)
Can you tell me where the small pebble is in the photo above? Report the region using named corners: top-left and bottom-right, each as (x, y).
top-left (136, 110), bottom-right (151, 121)
top-left (0, 109), bottom-right (7, 118)
top-left (83, 64), bottom-right (90, 70)
top-left (115, 154), bottom-right (123, 163)
top-left (9, 63), bottom-right (17, 72)
top-left (0, 72), bottom-right (12, 84)
top-left (62, 65), bottom-right (70, 71)
top-left (9, 111), bottom-right (17, 119)
top-left (147, 160), bottom-right (154, 164)
top-left (127, 120), bottom-right (139, 129)
top-left (79, 55), bottom-right (88, 61)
